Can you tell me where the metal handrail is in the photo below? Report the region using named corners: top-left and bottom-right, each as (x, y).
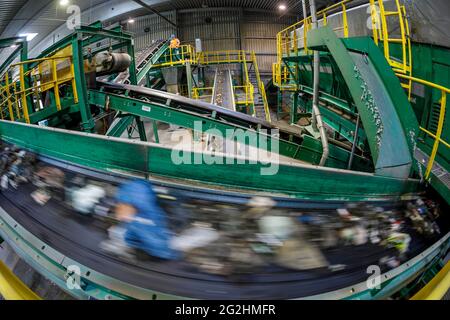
top-left (396, 73), bottom-right (449, 179)
top-left (0, 55), bottom-right (77, 123)
top-left (275, 0), bottom-right (412, 98)
top-left (197, 50), bottom-right (253, 65)
top-left (152, 45), bottom-right (197, 68)
top-left (251, 51), bottom-right (271, 122)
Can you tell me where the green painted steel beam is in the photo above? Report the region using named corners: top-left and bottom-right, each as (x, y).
top-left (1, 201), bottom-right (447, 301)
top-left (0, 120), bottom-right (418, 200)
top-left (72, 36), bottom-right (95, 132)
top-left (152, 120), bottom-right (159, 143)
top-left (78, 26), bottom-right (132, 43)
top-left (136, 42), bottom-right (169, 85)
top-left (89, 41), bottom-right (130, 57)
top-left (319, 106), bottom-right (366, 145)
top-left (107, 115), bottom-right (135, 137)
top-left (0, 37), bottom-right (27, 75)
top-left (88, 89), bottom-right (302, 160)
top-left (301, 85), bottom-right (355, 114)
top-left (127, 41), bottom-right (138, 85)
top-left (89, 88), bottom-right (372, 170)
top-left (136, 117), bottom-right (148, 142)
top-left (32, 22), bottom-right (131, 65)
top-left (28, 101), bottom-right (77, 124)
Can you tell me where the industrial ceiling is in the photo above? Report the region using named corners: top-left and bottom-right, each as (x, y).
top-left (0, 0), bottom-right (344, 39)
top-left (0, 0), bottom-right (30, 36)
top-left (0, 0), bottom-right (358, 59)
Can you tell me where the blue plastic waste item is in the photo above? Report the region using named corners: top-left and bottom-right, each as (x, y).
top-left (116, 179), bottom-right (179, 260)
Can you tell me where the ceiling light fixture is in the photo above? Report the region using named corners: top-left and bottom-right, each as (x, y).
top-left (19, 33), bottom-right (38, 41)
top-left (128, 18), bottom-right (135, 24)
top-left (59, 0), bottom-right (69, 6)
top-left (278, 4), bottom-right (287, 11)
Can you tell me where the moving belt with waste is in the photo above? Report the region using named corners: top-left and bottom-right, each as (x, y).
top-left (0, 149), bottom-right (448, 300)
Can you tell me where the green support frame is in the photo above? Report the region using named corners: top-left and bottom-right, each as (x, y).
top-left (307, 27), bottom-right (418, 179)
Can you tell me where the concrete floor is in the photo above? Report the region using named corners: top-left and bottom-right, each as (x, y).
top-left (123, 120), bottom-right (307, 166)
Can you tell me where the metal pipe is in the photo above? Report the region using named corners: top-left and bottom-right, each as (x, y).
top-left (310, 0), bottom-right (319, 130)
top-left (347, 114), bottom-right (361, 170)
top-left (309, 0), bottom-right (329, 167)
top-left (301, 0), bottom-right (310, 124)
top-left (301, 0), bottom-right (308, 18)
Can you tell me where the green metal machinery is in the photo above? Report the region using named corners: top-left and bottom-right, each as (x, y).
top-left (0, 0), bottom-right (448, 299)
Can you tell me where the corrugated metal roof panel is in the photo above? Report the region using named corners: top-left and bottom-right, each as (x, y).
top-left (0, 0), bottom-right (29, 36)
top-left (150, 0), bottom-right (342, 15)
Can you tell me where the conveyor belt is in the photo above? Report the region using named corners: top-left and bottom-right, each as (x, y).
top-left (92, 80), bottom-right (376, 171)
top-left (213, 68), bottom-right (235, 111)
top-left (98, 80), bottom-right (272, 129)
top-left (0, 155), bottom-right (440, 299)
top-left (113, 40), bottom-right (167, 85)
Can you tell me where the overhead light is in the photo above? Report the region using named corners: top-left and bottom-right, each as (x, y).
top-left (19, 33), bottom-right (38, 41)
top-left (128, 18), bottom-right (135, 24)
top-left (59, 0), bottom-right (70, 6)
top-left (278, 4), bottom-right (287, 11)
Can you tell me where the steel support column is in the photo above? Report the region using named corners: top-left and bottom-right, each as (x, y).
top-left (72, 33), bottom-right (95, 132)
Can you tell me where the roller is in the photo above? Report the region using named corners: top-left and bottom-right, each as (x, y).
top-left (94, 52), bottom-right (131, 76)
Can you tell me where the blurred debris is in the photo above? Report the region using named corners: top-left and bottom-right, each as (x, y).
top-left (0, 143), bottom-right (446, 277)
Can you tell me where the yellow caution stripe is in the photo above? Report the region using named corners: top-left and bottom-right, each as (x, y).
top-left (0, 261), bottom-right (42, 300)
top-left (411, 261), bottom-right (450, 300)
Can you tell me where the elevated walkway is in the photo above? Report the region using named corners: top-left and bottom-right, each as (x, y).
top-left (272, 0), bottom-right (450, 203)
top-left (212, 67), bottom-right (235, 111)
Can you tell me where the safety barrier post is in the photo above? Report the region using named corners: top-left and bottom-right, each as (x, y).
top-left (52, 58), bottom-right (61, 111)
top-left (5, 73), bottom-right (14, 121)
top-left (19, 65), bottom-right (30, 123)
top-left (425, 92), bottom-right (447, 179)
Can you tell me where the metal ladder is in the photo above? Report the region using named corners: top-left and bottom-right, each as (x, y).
top-left (370, 0), bottom-right (413, 99)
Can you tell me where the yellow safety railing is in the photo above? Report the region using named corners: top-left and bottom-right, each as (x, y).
top-left (154, 47), bottom-right (268, 120)
top-left (0, 261), bottom-right (42, 300)
top-left (197, 50), bottom-right (253, 65)
top-left (152, 45), bottom-right (197, 68)
top-left (251, 51), bottom-right (271, 122)
top-left (0, 55), bottom-right (77, 124)
top-left (411, 261), bottom-right (450, 300)
top-left (199, 50), bottom-right (256, 115)
top-left (240, 52), bottom-right (255, 115)
top-left (272, 62), bottom-right (297, 91)
top-left (396, 73), bottom-right (449, 180)
top-left (234, 83), bottom-right (255, 114)
top-left (274, 0), bottom-right (412, 98)
top-left (274, 0), bottom-right (352, 91)
top-left (192, 87), bottom-right (214, 101)
top-left (370, 0), bottom-right (412, 99)
top-left (276, 0), bottom-right (351, 60)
